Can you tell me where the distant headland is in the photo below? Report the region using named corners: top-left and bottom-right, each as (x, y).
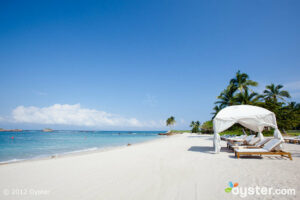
top-left (0, 128), bottom-right (23, 132)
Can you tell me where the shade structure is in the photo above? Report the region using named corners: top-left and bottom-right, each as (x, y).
top-left (213, 105), bottom-right (283, 153)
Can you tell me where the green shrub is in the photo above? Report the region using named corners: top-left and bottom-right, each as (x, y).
top-left (201, 120), bottom-right (213, 134)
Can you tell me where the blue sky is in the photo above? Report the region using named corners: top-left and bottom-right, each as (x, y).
top-left (0, 0), bottom-right (299, 130)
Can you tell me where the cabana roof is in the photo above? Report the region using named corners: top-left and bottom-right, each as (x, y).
top-left (213, 105), bottom-right (283, 153)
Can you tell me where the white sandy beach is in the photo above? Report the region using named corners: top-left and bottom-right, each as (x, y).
top-left (0, 133), bottom-right (299, 200)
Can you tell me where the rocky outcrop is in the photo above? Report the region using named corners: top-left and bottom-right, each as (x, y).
top-left (0, 129), bottom-right (23, 132)
top-left (43, 128), bottom-right (53, 132)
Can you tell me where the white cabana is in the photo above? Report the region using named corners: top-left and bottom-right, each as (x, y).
top-left (213, 105), bottom-right (284, 153)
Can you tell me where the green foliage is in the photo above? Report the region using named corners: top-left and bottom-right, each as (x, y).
top-left (234, 88), bottom-right (263, 105)
top-left (211, 105), bottom-right (222, 119)
top-left (219, 128), bottom-right (276, 137)
top-left (260, 100), bottom-right (300, 131)
top-left (166, 116), bottom-right (176, 130)
top-left (213, 71), bottom-right (261, 120)
top-left (263, 83), bottom-right (291, 103)
top-left (212, 70), bottom-right (300, 131)
top-left (190, 121), bottom-right (201, 133)
top-left (219, 130), bottom-right (243, 136)
top-left (215, 83), bottom-right (237, 109)
top-left (201, 120), bottom-right (213, 134)
top-left (230, 70), bottom-right (258, 93)
top-left (170, 130), bottom-right (191, 133)
top-left (286, 130), bottom-right (300, 136)
top-left (219, 124), bottom-right (249, 136)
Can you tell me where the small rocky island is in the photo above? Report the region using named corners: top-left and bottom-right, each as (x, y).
top-left (43, 128), bottom-right (53, 132)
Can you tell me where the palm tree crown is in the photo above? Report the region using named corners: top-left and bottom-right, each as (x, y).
top-left (166, 116), bottom-right (176, 128)
top-left (235, 88), bottom-right (263, 105)
top-left (215, 83), bottom-right (237, 108)
top-left (213, 70), bottom-right (259, 118)
top-left (230, 70), bottom-right (258, 93)
top-left (190, 121), bottom-right (200, 128)
top-left (211, 105), bottom-right (222, 119)
top-left (190, 121), bottom-right (201, 133)
top-left (263, 84), bottom-right (291, 102)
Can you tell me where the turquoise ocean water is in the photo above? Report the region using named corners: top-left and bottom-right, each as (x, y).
top-left (0, 130), bottom-right (163, 163)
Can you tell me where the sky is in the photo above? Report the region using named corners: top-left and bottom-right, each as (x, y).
top-left (0, 0), bottom-right (299, 130)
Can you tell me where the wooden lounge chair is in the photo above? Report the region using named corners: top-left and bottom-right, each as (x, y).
top-left (247, 137), bottom-right (260, 145)
top-left (227, 135), bottom-right (255, 149)
top-left (284, 136), bottom-right (300, 144)
top-left (232, 138), bottom-right (271, 150)
top-left (221, 134), bottom-right (237, 141)
top-left (226, 134), bottom-right (247, 142)
top-left (234, 139), bottom-right (292, 160)
top-left (220, 135), bottom-right (229, 141)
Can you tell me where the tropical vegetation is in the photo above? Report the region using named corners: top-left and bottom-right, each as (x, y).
top-left (166, 116), bottom-right (176, 131)
top-left (207, 70), bottom-right (300, 133)
top-left (201, 120), bottom-right (213, 134)
top-left (190, 121), bottom-right (201, 133)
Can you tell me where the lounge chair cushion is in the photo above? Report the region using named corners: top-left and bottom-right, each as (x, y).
top-left (248, 137), bottom-right (259, 145)
top-left (235, 139), bottom-right (282, 153)
top-left (242, 135), bottom-right (254, 143)
top-left (255, 138), bottom-right (270, 147)
top-left (262, 139), bottom-right (282, 151)
top-left (227, 134), bottom-right (246, 141)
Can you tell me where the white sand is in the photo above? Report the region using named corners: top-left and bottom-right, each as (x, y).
top-left (0, 133), bottom-right (299, 200)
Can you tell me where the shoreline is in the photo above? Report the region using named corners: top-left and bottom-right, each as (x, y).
top-left (0, 135), bottom-right (169, 166)
top-left (0, 133), bottom-right (296, 165)
top-left (1, 133), bottom-right (299, 200)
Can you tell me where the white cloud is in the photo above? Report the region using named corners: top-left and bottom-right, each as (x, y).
top-left (11, 104), bottom-right (145, 128)
top-left (0, 104), bottom-right (191, 129)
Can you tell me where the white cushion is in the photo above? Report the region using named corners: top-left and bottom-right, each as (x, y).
top-left (255, 138), bottom-right (270, 147)
top-left (262, 139), bottom-right (281, 151)
top-left (248, 137), bottom-right (260, 145)
top-left (245, 135), bottom-right (255, 143)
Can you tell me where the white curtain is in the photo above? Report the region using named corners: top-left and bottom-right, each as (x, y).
top-left (258, 132), bottom-right (264, 140)
top-left (213, 105), bottom-right (283, 153)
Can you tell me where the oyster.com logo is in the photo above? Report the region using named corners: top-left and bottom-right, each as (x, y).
top-left (224, 181), bottom-right (296, 198)
top-left (225, 181), bottom-right (238, 193)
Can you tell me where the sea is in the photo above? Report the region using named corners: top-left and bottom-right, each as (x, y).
top-left (0, 130), bottom-right (163, 164)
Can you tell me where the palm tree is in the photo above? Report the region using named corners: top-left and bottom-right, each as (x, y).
top-left (285, 102), bottom-right (300, 129)
top-left (166, 116), bottom-right (176, 131)
top-left (190, 121), bottom-right (201, 133)
top-left (287, 101), bottom-right (300, 111)
top-left (234, 88), bottom-right (264, 105)
top-left (263, 84), bottom-right (291, 102)
top-left (215, 83), bottom-right (237, 108)
top-left (211, 105), bottom-right (222, 119)
top-left (230, 70), bottom-right (258, 93)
